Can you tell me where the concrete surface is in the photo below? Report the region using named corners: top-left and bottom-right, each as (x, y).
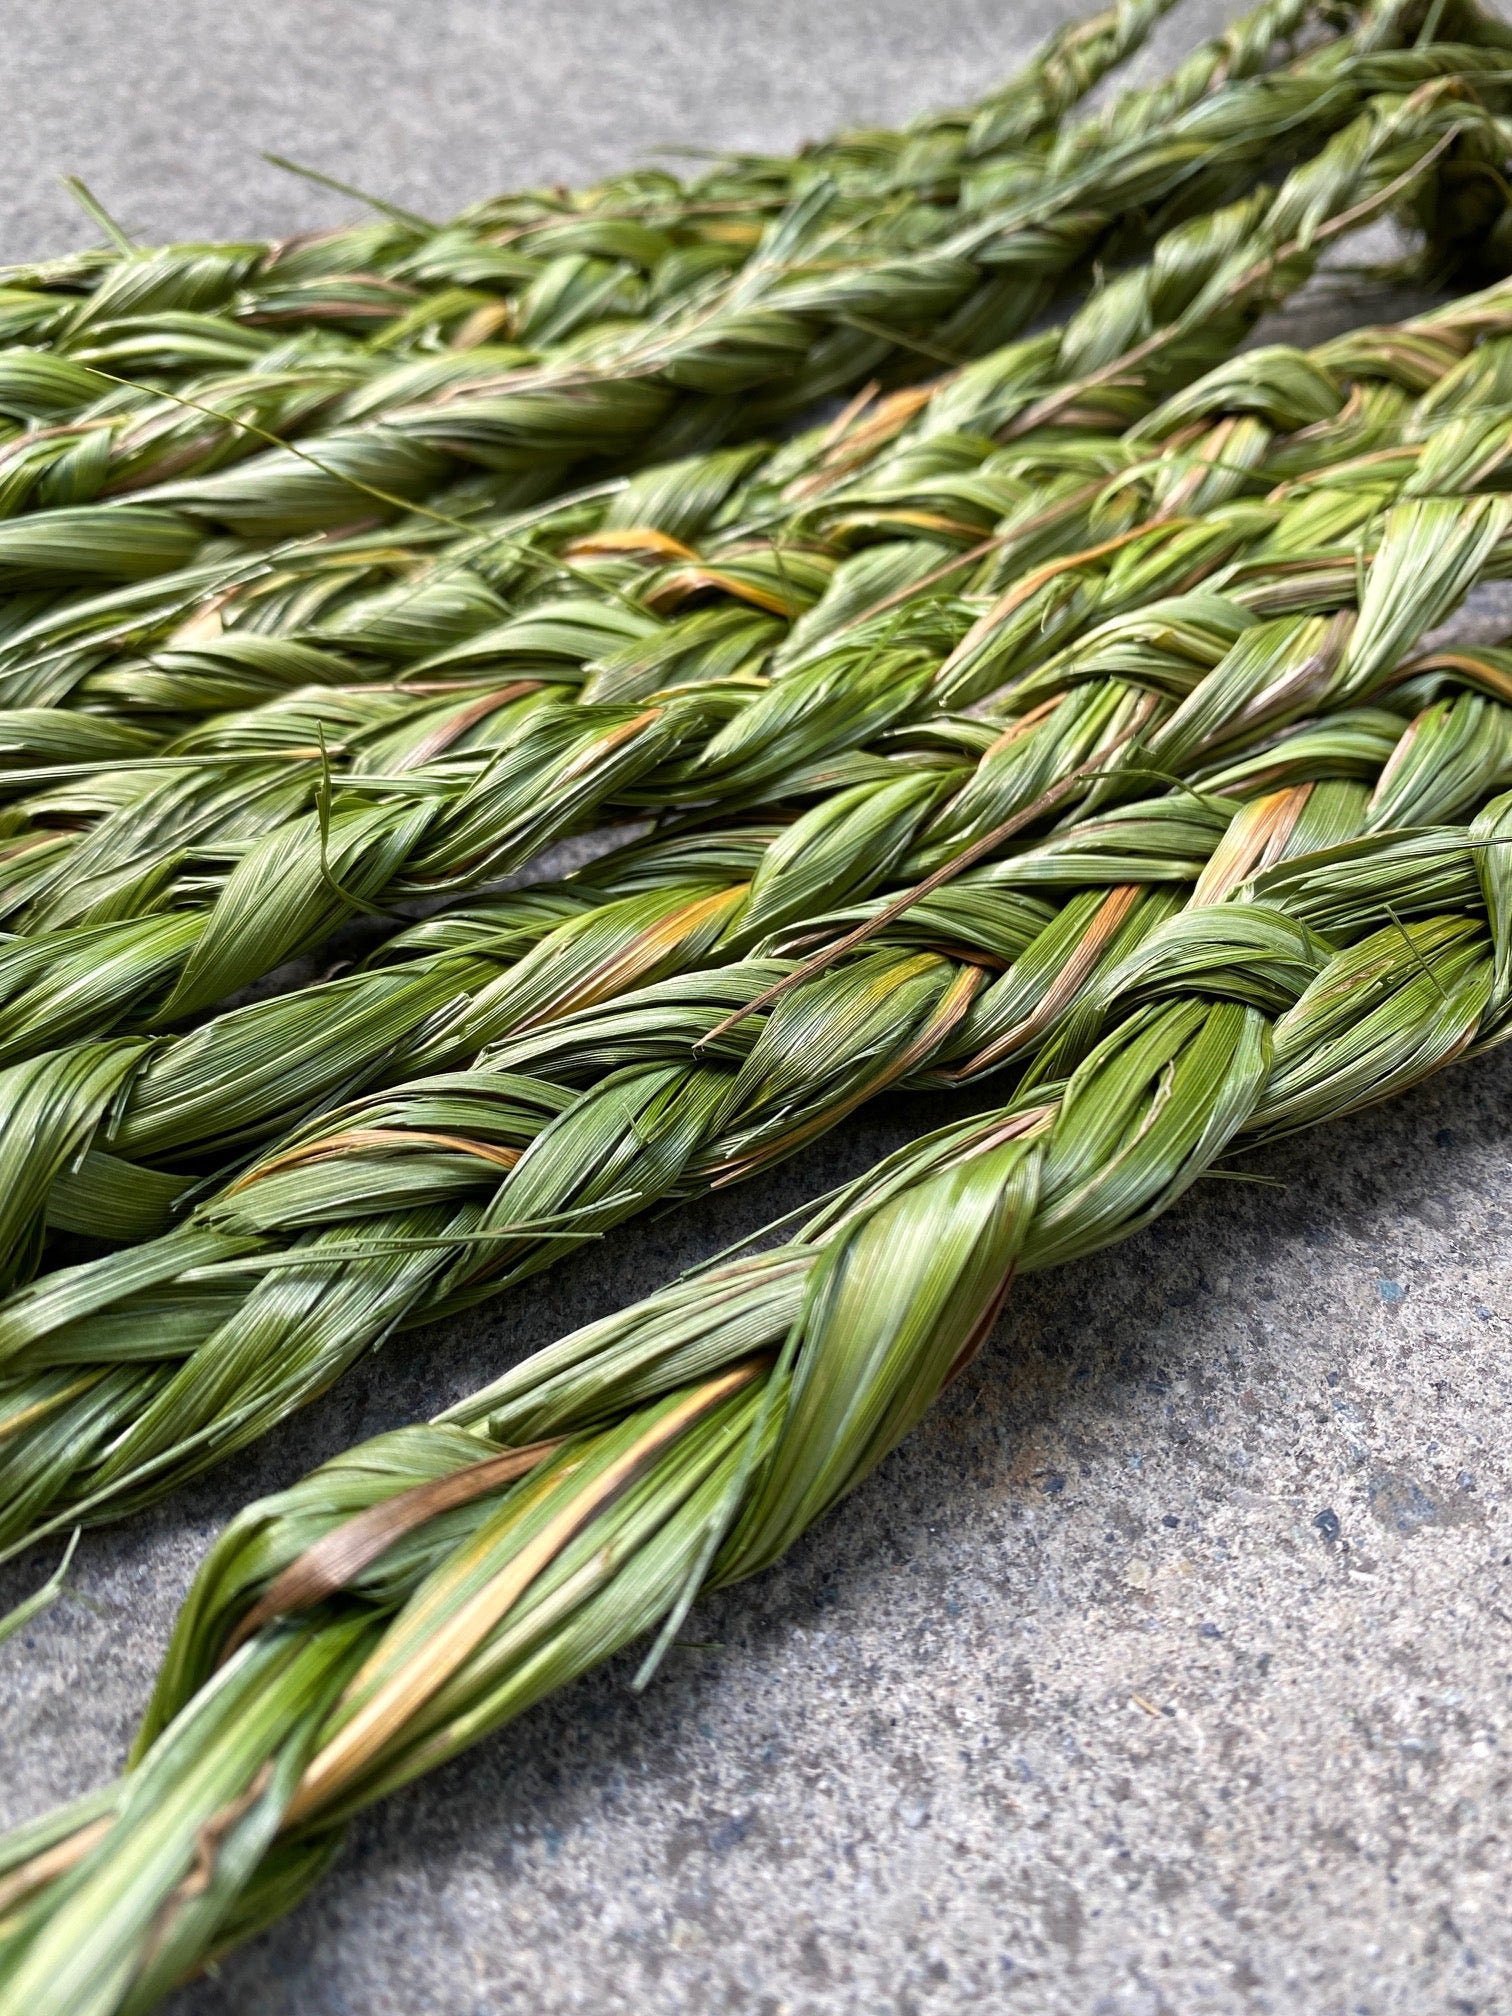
top-left (2, 4), bottom-right (1512, 2013)
top-left (0, 0), bottom-right (1070, 262)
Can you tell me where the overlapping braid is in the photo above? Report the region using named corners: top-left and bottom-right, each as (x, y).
top-left (0, 78), bottom-right (1499, 1090)
top-left (9, 14), bottom-right (1512, 2009)
top-left (0, 0), bottom-right (1198, 526)
top-left (4, 606), bottom-right (1512, 2016)
top-left (0, 5), bottom-right (1489, 597)
top-left (0, 271), bottom-right (1507, 1295)
top-left (5, 438), bottom-right (1512, 1548)
top-left (0, 40), bottom-right (1486, 731)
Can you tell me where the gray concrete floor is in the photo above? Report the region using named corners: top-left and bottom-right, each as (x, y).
top-left (2, 3), bottom-right (1512, 2012)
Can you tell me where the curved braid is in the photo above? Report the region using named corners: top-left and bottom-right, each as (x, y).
top-left (0, 64), bottom-right (1498, 760)
top-left (0, 0), bottom-right (1203, 536)
top-left (2, 554), bottom-right (1511, 1552)
top-left (1, 286), bottom-right (1512, 1300)
top-left (1, 703), bottom-right (1509, 2014)
top-left (0, 14), bottom-right (1486, 604)
top-left (0, 399), bottom-right (1493, 1275)
top-left (0, 111), bottom-right (1505, 1076)
top-left (0, 34), bottom-right (1495, 747)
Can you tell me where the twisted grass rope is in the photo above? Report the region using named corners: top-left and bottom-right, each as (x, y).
top-left (0, 0), bottom-right (1198, 535)
top-left (0, 37), bottom-right (1492, 744)
top-left (1, 253), bottom-right (1511, 1300)
top-left (9, 16), bottom-right (1512, 2006)
top-left (0, 3), bottom-right (1477, 599)
top-left (5, 620), bottom-right (1512, 2015)
top-left (0, 341), bottom-right (1504, 1274)
top-left (0, 75), bottom-right (1496, 1095)
top-left (6, 393), bottom-right (1512, 1550)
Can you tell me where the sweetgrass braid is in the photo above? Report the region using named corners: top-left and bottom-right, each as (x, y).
top-left (0, 75), bottom-right (1501, 1086)
top-left (8, 418), bottom-right (1512, 1555)
top-left (0, 10), bottom-right (1477, 749)
top-left (2, 20), bottom-right (1512, 1992)
top-left (0, 247), bottom-right (1509, 1291)
top-left (0, 47), bottom-right (1492, 739)
top-left (0, 276), bottom-right (1499, 1288)
top-left (0, 54), bottom-right (1429, 770)
top-left (6, 637), bottom-right (1512, 2015)
top-left (0, 0), bottom-right (1182, 354)
top-left (0, 0), bottom-right (1212, 544)
top-left (3, 277), bottom-right (1512, 1304)
top-left (0, 40), bottom-right (1499, 758)
top-left (0, 74), bottom-right (1473, 756)
top-left (0, 3), bottom-right (1486, 600)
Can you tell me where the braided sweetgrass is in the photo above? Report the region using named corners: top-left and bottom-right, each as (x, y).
top-left (7, 450), bottom-right (1512, 1553)
top-left (3, 663), bottom-right (1512, 2009)
top-left (0, 267), bottom-right (1509, 1321)
top-left (0, 77), bottom-right (1498, 1107)
top-left (0, 46), bottom-right (1498, 754)
top-left (0, 42), bottom-right (1470, 757)
top-left (0, 0), bottom-right (1202, 534)
top-left (9, 20), bottom-right (1512, 2002)
top-left (0, 55), bottom-right (1486, 738)
top-left (0, 0), bottom-right (1309, 589)
top-left (0, 9), bottom-right (1488, 610)
top-left (0, 366), bottom-right (1508, 1288)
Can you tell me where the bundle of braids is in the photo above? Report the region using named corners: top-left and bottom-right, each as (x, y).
top-left (7, 0), bottom-right (1512, 2007)
top-left (0, 42), bottom-right (1506, 1102)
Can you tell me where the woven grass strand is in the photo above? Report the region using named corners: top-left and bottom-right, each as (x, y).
top-left (0, 78), bottom-right (1496, 1085)
top-left (5, 668), bottom-right (1512, 2011)
top-left (0, 0), bottom-right (1197, 531)
top-left (0, 31), bottom-right (1494, 746)
top-left (0, 335), bottom-right (1503, 1280)
top-left (7, 463), bottom-right (1512, 1554)
top-left (0, 5), bottom-right (1480, 607)
top-left (0, 14), bottom-right (1457, 747)
top-left (0, 0), bottom-right (1300, 585)
top-left (0, 264), bottom-right (1510, 1307)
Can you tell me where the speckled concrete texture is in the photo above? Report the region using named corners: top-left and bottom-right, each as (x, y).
top-left (2, 4), bottom-right (1511, 2013)
top-left (0, 0), bottom-right (1062, 262)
